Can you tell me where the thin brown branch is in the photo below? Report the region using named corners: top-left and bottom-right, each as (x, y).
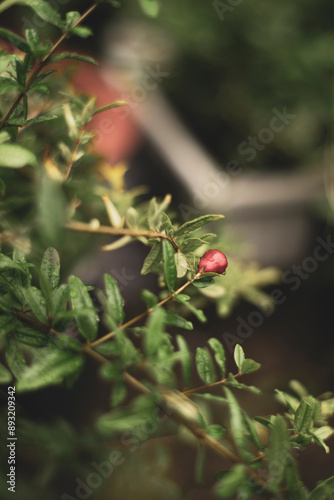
top-left (183, 372), bottom-right (243, 396)
top-left (89, 273), bottom-right (201, 349)
top-left (65, 219), bottom-right (179, 250)
top-left (0, 2), bottom-right (99, 131)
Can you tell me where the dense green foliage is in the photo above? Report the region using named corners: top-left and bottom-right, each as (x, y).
top-left (0, 1), bottom-right (333, 499)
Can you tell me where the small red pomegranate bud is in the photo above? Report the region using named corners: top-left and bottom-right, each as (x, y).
top-left (198, 249), bottom-right (228, 274)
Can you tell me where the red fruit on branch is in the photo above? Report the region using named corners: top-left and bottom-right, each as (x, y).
top-left (198, 249), bottom-right (228, 274)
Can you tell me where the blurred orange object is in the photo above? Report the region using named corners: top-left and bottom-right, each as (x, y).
top-left (72, 62), bottom-right (141, 164)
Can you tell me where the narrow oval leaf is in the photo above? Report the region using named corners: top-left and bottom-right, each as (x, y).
top-left (69, 276), bottom-right (98, 342)
top-left (176, 335), bottom-right (191, 388)
top-left (208, 338), bottom-right (226, 377)
top-left (294, 400), bottom-right (313, 433)
top-left (111, 381), bottom-right (127, 407)
top-left (241, 358), bottom-right (261, 374)
top-left (29, 0), bottom-right (63, 28)
top-left (174, 252), bottom-right (188, 278)
top-left (265, 415), bottom-right (290, 492)
top-left (50, 52), bottom-right (99, 67)
top-left (14, 326), bottom-right (49, 347)
top-left (162, 239), bottom-right (176, 292)
top-left (141, 243), bottom-right (162, 275)
top-left (234, 344), bottom-right (245, 372)
top-left (196, 347), bottom-right (216, 384)
top-left (224, 387), bottom-right (253, 463)
top-left (309, 476), bottom-right (334, 500)
top-left (5, 335), bottom-right (27, 378)
top-left (206, 424), bottom-right (226, 440)
top-left (23, 286), bottom-right (48, 324)
top-left (40, 247), bottom-right (60, 291)
top-left (104, 274), bottom-right (125, 325)
top-left (144, 306), bottom-right (165, 358)
top-left (141, 289), bottom-right (158, 308)
top-left (0, 28), bottom-right (30, 51)
top-left (175, 214), bottom-right (224, 236)
top-left (93, 101), bottom-right (127, 115)
top-left (164, 310), bottom-right (193, 330)
top-left (0, 144), bottom-right (37, 168)
top-left (214, 464), bottom-right (247, 498)
top-left (52, 284), bottom-right (70, 322)
top-left (16, 348), bottom-right (83, 392)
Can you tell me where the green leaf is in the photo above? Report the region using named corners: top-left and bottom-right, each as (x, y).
top-left (144, 306), bottom-right (165, 357)
top-left (29, 0), bottom-right (63, 28)
top-left (100, 360), bottom-right (122, 379)
top-left (67, 26), bottom-right (93, 38)
top-left (241, 410), bottom-right (262, 450)
top-left (164, 310), bottom-right (193, 330)
top-left (0, 131), bottom-right (11, 145)
top-left (16, 348), bottom-right (83, 392)
top-left (5, 335), bottom-right (27, 378)
top-left (241, 358), bottom-right (261, 374)
top-left (14, 326), bottom-right (48, 347)
top-left (206, 424), bottom-right (226, 439)
top-left (40, 247), bottom-right (60, 292)
top-left (97, 396), bottom-right (156, 434)
top-left (208, 338), bottom-right (226, 377)
top-left (175, 294), bottom-right (207, 322)
top-left (50, 52), bottom-right (99, 67)
top-left (69, 276), bottom-right (98, 342)
top-left (0, 77), bottom-right (22, 95)
top-left (25, 28), bottom-right (51, 59)
top-left (0, 362), bottom-right (12, 383)
top-left (308, 475), bottom-right (334, 499)
top-left (141, 243), bottom-right (162, 275)
top-left (0, 28), bottom-right (30, 52)
top-left (196, 347), bottom-right (216, 384)
top-left (214, 464), bottom-right (247, 498)
top-left (174, 252), bottom-right (188, 278)
top-left (285, 459), bottom-right (308, 500)
top-left (111, 381), bottom-right (127, 407)
top-left (0, 315), bottom-right (17, 335)
top-left (141, 289), bottom-right (158, 308)
top-left (22, 286), bottom-right (48, 324)
top-left (275, 389), bottom-right (300, 413)
top-left (224, 387), bottom-right (253, 462)
top-left (181, 238), bottom-right (209, 254)
top-left (65, 11), bottom-right (80, 28)
top-left (234, 344), bottom-right (245, 371)
top-left (174, 214), bottom-right (224, 236)
top-left (93, 101), bottom-right (127, 115)
top-left (294, 400), bottom-right (314, 433)
top-left (0, 144), bottom-right (37, 168)
top-left (148, 194), bottom-right (172, 229)
top-left (310, 431), bottom-right (330, 454)
top-left (52, 284), bottom-right (70, 322)
top-left (265, 415), bottom-right (290, 492)
top-left (162, 239), bottom-right (176, 292)
top-left (226, 373), bottom-right (261, 394)
top-left (289, 379), bottom-right (308, 399)
top-left (176, 335), bottom-right (191, 388)
top-left (313, 425), bottom-right (334, 442)
top-left (104, 274), bottom-right (125, 325)
top-left (115, 329), bottom-right (142, 367)
top-left (138, 0), bottom-right (160, 17)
